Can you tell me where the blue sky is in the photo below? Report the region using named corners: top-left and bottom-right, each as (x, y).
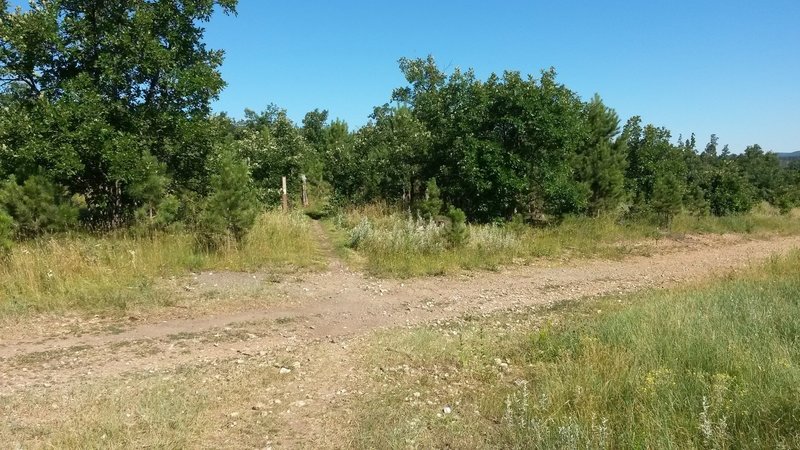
top-left (204, 0), bottom-right (799, 153)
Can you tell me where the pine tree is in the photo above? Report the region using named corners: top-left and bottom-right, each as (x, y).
top-left (197, 149), bottom-right (260, 248)
top-left (575, 95), bottom-right (628, 215)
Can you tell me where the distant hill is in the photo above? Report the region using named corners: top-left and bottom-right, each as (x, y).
top-left (776, 151), bottom-right (800, 160)
top-left (777, 151), bottom-right (800, 166)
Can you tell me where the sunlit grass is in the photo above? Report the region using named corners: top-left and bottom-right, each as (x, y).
top-left (0, 211), bottom-right (321, 317)
top-left (333, 204), bottom-right (800, 277)
top-left (353, 251), bottom-right (800, 448)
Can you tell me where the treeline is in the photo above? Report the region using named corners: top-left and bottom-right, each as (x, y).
top-left (1, 1), bottom-right (798, 251)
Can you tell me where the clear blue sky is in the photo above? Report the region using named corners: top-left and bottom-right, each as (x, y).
top-left (204, 0), bottom-right (799, 153)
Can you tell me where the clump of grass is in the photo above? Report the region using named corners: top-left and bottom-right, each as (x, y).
top-left (0, 211), bottom-right (321, 317)
top-left (353, 251), bottom-right (800, 448)
top-left (337, 211), bottom-right (657, 276)
top-left (344, 213), bottom-right (529, 276)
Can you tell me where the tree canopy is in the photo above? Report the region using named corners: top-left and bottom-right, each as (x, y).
top-left (1, 5), bottom-right (798, 244)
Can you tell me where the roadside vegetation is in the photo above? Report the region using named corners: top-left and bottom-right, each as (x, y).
top-left (352, 251), bottom-right (800, 448)
top-left (0, 211), bottom-right (320, 318)
top-left (4, 249), bottom-right (797, 449)
top-left (332, 203), bottom-right (800, 277)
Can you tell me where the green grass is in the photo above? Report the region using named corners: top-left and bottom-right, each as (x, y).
top-left (353, 251), bottom-right (800, 448)
top-left (333, 204), bottom-right (800, 277)
top-left (0, 211), bottom-right (322, 317)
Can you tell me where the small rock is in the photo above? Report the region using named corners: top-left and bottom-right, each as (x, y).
top-left (252, 403), bottom-right (266, 411)
top-left (443, 406), bottom-right (452, 414)
top-left (279, 367), bottom-right (292, 375)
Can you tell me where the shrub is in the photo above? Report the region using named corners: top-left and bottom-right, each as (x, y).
top-left (0, 175), bottom-right (80, 239)
top-left (134, 194), bottom-right (183, 233)
top-left (446, 206), bottom-right (469, 247)
top-left (651, 172), bottom-right (684, 225)
top-left (0, 208), bottom-right (13, 254)
top-left (707, 170), bottom-right (754, 216)
top-left (415, 178), bottom-right (443, 220)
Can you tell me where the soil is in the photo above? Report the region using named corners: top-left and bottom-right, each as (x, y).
top-left (1, 231), bottom-right (799, 447)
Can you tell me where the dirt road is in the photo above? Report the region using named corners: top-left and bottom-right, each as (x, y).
top-left (2, 233), bottom-right (799, 389)
top-left (1, 233), bottom-right (799, 446)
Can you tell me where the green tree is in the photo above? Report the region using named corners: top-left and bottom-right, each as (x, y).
top-left (0, 0), bottom-right (237, 225)
top-left (321, 119), bottom-right (357, 198)
top-left (393, 57), bottom-right (587, 221)
top-left (735, 144), bottom-right (783, 205)
top-left (416, 178), bottom-right (443, 219)
top-left (651, 171), bottom-right (684, 225)
top-left (446, 206), bottom-right (468, 247)
top-left (575, 95), bottom-right (628, 215)
top-left (352, 105), bottom-right (431, 204)
top-left (623, 117), bottom-right (688, 215)
top-left (197, 148), bottom-right (260, 248)
top-left (235, 106), bottom-right (316, 204)
top-left (706, 165), bottom-right (754, 216)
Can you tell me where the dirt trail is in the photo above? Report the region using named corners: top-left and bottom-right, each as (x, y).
top-left (1, 233), bottom-right (798, 395)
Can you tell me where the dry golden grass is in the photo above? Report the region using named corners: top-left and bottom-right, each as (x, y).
top-left (0, 211), bottom-right (322, 317)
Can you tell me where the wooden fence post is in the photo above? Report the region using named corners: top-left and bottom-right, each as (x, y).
top-left (281, 176), bottom-right (288, 212)
top-left (301, 174), bottom-right (309, 207)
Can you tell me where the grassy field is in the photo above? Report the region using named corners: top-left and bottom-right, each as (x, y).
top-left (352, 251), bottom-right (800, 448)
top-left (0, 211), bottom-right (322, 318)
top-left (333, 203), bottom-right (800, 277)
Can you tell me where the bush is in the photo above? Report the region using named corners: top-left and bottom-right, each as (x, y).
top-left (707, 170), bottom-right (754, 216)
top-left (0, 175), bottom-right (80, 239)
top-left (0, 208), bottom-right (13, 254)
top-left (415, 178), bottom-right (443, 220)
top-left (134, 194), bottom-right (183, 233)
top-left (651, 173), bottom-right (683, 225)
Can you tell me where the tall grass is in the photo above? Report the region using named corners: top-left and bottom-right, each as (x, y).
top-left (0, 211), bottom-right (321, 317)
top-left (354, 252), bottom-right (800, 448)
top-left (334, 205), bottom-right (800, 277)
top-left (671, 204), bottom-right (800, 235)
